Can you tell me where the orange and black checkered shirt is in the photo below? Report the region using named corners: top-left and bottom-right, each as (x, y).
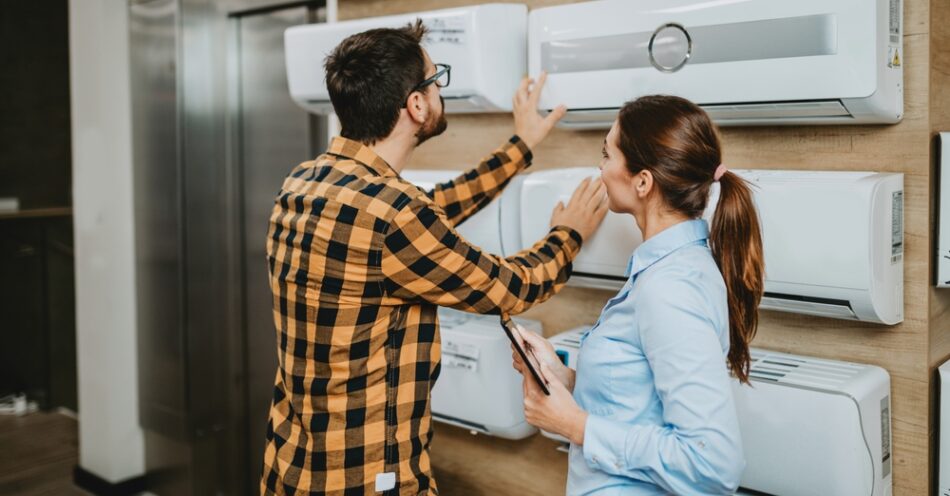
top-left (261, 135), bottom-right (581, 495)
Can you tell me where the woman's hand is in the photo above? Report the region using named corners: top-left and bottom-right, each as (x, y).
top-left (522, 360), bottom-right (588, 445)
top-left (509, 324), bottom-right (574, 390)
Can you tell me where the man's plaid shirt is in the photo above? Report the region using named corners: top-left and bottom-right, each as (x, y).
top-left (261, 135), bottom-right (582, 495)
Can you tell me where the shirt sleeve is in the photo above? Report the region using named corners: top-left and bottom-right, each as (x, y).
top-left (580, 273), bottom-right (746, 495)
top-left (380, 196), bottom-right (581, 315)
top-left (422, 135), bottom-right (532, 228)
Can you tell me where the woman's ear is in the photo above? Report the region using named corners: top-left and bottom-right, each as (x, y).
top-left (405, 91), bottom-right (428, 125)
top-left (635, 170), bottom-right (654, 199)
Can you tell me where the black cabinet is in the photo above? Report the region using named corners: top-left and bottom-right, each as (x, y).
top-left (0, 213), bottom-right (76, 411)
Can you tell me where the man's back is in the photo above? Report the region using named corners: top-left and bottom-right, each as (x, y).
top-left (261, 136), bottom-right (581, 495)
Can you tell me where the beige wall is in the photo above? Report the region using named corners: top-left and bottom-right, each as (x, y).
top-left (340, 0), bottom-right (943, 493)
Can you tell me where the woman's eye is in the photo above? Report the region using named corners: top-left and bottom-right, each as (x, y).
top-left (601, 149), bottom-right (608, 159)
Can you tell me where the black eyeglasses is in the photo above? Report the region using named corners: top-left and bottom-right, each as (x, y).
top-left (412, 63), bottom-right (451, 92)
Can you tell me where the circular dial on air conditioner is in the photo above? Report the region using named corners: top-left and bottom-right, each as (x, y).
top-left (649, 23), bottom-right (692, 73)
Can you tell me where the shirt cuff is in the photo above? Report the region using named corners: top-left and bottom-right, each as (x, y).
top-left (508, 135), bottom-right (534, 168)
top-left (549, 225), bottom-right (584, 255)
top-left (582, 414), bottom-right (630, 476)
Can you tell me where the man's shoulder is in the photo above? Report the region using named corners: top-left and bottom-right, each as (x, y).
top-left (287, 153), bottom-right (438, 221)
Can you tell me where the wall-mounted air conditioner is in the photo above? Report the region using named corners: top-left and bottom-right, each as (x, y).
top-left (285, 4), bottom-right (526, 115)
top-left (402, 168), bottom-right (903, 325)
top-left (736, 170), bottom-right (904, 325)
top-left (429, 308), bottom-right (541, 439)
top-left (937, 133), bottom-right (950, 287)
top-left (735, 349), bottom-right (892, 496)
top-left (515, 168), bottom-right (904, 324)
top-left (528, 0), bottom-right (903, 128)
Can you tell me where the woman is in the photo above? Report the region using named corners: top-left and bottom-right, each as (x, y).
top-left (512, 95), bottom-right (764, 495)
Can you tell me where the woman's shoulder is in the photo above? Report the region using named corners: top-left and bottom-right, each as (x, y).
top-left (634, 250), bottom-right (726, 317)
top-left (644, 245), bottom-right (722, 286)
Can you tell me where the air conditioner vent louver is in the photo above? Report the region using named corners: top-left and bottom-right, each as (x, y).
top-left (749, 350), bottom-right (862, 389)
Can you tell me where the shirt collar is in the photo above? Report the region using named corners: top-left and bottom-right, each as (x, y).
top-left (327, 136), bottom-right (397, 178)
top-left (626, 219), bottom-right (710, 278)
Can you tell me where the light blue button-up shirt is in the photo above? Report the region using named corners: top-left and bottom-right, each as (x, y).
top-left (568, 219), bottom-right (745, 495)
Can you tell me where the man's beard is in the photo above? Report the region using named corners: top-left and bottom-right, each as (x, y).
top-left (415, 96), bottom-right (448, 145)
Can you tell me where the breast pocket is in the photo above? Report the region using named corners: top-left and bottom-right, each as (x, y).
top-left (577, 328), bottom-right (651, 418)
top-left (576, 331), bottom-right (623, 416)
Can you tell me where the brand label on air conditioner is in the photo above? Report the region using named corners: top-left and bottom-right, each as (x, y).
top-left (892, 191), bottom-right (903, 263)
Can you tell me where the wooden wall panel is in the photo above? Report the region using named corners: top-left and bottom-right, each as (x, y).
top-left (338, 1), bottom-right (938, 494)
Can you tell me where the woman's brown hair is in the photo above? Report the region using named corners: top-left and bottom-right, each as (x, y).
top-left (616, 95), bottom-right (765, 384)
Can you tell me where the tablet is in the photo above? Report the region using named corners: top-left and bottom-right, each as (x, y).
top-left (500, 316), bottom-right (550, 396)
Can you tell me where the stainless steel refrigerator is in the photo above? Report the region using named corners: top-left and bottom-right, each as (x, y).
top-left (129, 0), bottom-right (326, 493)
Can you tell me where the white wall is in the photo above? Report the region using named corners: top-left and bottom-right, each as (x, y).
top-left (69, 0), bottom-right (146, 483)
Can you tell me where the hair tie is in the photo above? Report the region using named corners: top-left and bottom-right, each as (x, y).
top-left (713, 164), bottom-right (728, 182)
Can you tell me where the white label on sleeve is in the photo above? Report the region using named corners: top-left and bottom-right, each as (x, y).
top-left (375, 472), bottom-right (396, 492)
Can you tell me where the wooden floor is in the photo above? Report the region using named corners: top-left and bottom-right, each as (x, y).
top-left (431, 423), bottom-right (569, 495)
top-left (0, 411), bottom-right (90, 495)
top-left (0, 410), bottom-right (564, 495)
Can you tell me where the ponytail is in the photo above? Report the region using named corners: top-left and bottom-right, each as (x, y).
top-left (709, 172), bottom-right (765, 384)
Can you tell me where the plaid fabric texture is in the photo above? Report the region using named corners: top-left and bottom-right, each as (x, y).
top-left (261, 135), bottom-right (582, 495)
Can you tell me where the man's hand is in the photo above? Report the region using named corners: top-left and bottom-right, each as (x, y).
top-left (550, 177), bottom-right (609, 243)
top-left (513, 72), bottom-right (567, 150)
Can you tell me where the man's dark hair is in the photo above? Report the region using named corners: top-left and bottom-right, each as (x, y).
top-left (324, 20), bottom-right (428, 145)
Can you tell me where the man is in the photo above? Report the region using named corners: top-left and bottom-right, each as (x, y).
top-left (262, 20), bottom-right (607, 495)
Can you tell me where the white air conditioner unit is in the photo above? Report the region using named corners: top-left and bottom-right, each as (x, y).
top-left (734, 349), bottom-right (892, 496)
top-left (517, 168), bottom-right (904, 325)
top-left (429, 308), bottom-right (541, 439)
top-left (735, 170), bottom-right (904, 325)
top-left (937, 132), bottom-right (950, 287)
top-left (285, 4), bottom-right (527, 115)
top-left (402, 168), bottom-right (904, 325)
top-left (528, 0), bottom-right (903, 128)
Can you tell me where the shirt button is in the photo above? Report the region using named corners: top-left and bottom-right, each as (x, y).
top-left (592, 456), bottom-right (599, 464)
